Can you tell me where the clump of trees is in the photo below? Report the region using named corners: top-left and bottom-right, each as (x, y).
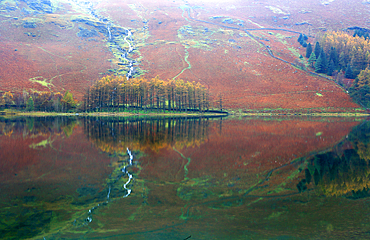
top-left (353, 29), bottom-right (369, 40)
top-left (83, 76), bottom-right (211, 112)
top-left (0, 90), bottom-right (77, 112)
top-left (304, 30), bottom-right (370, 107)
top-left (297, 33), bottom-right (308, 47)
top-left (306, 30), bottom-right (370, 77)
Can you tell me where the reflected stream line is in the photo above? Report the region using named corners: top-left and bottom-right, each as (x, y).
top-left (79, 148), bottom-right (136, 226)
top-left (122, 148), bottom-right (134, 198)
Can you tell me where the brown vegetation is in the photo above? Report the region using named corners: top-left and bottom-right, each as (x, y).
top-left (0, 0), bottom-right (368, 111)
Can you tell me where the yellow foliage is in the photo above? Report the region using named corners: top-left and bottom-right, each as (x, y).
top-left (355, 68), bottom-right (370, 89)
top-left (319, 31), bottom-right (370, 70)
top-left (318, 162), bottom-right (370, 197)
top-left (357, 141), bottom-right (370, 161)
top-left (2, 91), bottom-right (14, 105)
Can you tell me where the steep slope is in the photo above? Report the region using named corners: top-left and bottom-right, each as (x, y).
top-left (0, 0), bottom-right (368, 110)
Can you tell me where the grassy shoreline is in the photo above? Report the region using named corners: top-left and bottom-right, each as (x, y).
top-left (1, 109), bottom-right (369, 117)
top-left (232, 112), bottom-right (370, 117)
top-left (0, 110), bottom-right (228, 117)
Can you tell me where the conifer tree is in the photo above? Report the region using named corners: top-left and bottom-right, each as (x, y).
top-left (329, 47), bottom-right (339, 69)
top-left (308, 51), bottom-right (316, 68)
top-left (327, 59), bottom-right (335, 76)
top-left (320, 48), bottom-right (327, 72)
top-left (315, 53), bottom-right (325, 73)
top-left (345, 63), bottom-right (354, 79)
top-left (298, 34), bottom-right (303, 43)
top-left (314, 42), bottom-right (321, 60)
top-left (306, 43), bottom-right (312, 58)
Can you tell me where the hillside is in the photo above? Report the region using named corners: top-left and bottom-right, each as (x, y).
top-left (1, 0), bottom-right (369, 111)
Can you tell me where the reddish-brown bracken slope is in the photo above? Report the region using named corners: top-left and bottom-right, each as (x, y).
top-left (0, 0), bottom-right (368, 110)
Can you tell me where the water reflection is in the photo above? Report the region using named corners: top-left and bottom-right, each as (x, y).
top-left (0, 116), bottom-right (77, 137)
top-left (83, 148), bottom-right (135, 226)
top-left (298, 121), bottom-right (370, 198)
top-left (83, 116), bottom-right (212, 152)
top-left (1, 116), bottom-right (370, 239)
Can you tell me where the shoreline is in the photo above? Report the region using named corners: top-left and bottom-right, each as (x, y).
top-left (1, 110), bottom-right (369, 117)
top-left (0, 110), bottom-right (228, 117)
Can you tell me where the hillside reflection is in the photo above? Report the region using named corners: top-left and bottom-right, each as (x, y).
top-left (2, 116), bottom-right (370, 239)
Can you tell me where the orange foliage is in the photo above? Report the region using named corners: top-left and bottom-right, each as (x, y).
top-left (84, 76), bottom-right (209, 112)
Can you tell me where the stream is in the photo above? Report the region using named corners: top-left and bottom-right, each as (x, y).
top-left (68, 0), bottom-right (137, 79)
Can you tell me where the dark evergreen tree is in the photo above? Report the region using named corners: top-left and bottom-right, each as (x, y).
top-left (315, 53), bottom-right (324, 73)
top-left (308, 51), bottom-right (316, 68)
top-left (302, 42), bottom-right (308, 48)
top-left (320, 48), bottom-right (327, 72)
top-left (353, 29), bottom-right (370, 40)
top-left (327, 59), bottom-right (335, 76)
top-left (303, 34), bottom-right (308, 41)
top-left (353, 29), bottom-right (360, 38)
top-left (298, 34), bottom-right (303, 43)
top-left (345, 63), bottom-right (354, 79)
top-left (365, 32), bottom-right (370, 40)
top-left (306, 43), bottom-right (312, 58)
top-left (314, 42), bottom-right (321, 60)
top-left (329, 47), bottom-right (339, 69)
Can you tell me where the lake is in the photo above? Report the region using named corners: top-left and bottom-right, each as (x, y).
top-left (1, 116), bottom-right (370, 239)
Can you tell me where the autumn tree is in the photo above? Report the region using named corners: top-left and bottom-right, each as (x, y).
top-left (2, 92), bottom-right (14, 107)
top-left (61, 91), bottom-right (76, 112)
top-left (353, 68), bottom-right (370, 90)
top-left (83, 76), bottom-right (210, 113)
top-left (350, 68), bottom-right (370, 107)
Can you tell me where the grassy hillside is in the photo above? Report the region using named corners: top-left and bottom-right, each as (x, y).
top-left (0, 0), bottom-right (369, 111)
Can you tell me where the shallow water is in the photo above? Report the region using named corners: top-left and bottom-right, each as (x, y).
top-left (1, 116), bottom-right (370, 239)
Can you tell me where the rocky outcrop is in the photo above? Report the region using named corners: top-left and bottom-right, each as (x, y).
top-left (20, 0), bottom-right (54, 14)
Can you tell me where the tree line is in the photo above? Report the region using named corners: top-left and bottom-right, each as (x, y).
top-left (83, 76), bottom-right (211, 113)
top-left (0, 90), bottom-right (77, 112)
top-left (301, 30), bottom-right (370, 107)
top-left (309, 30), bottom-right (370, 77)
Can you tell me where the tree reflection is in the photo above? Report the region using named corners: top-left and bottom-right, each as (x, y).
top-left (298, 121), bottom-right (370, 198)
top-left (83, 116), bottom-right (213, 152)
top-left (0, 116), bottom-right (77, 137)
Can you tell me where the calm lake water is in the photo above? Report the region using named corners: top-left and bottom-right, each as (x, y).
top-left (1, 116), bottom-right (370, 239)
